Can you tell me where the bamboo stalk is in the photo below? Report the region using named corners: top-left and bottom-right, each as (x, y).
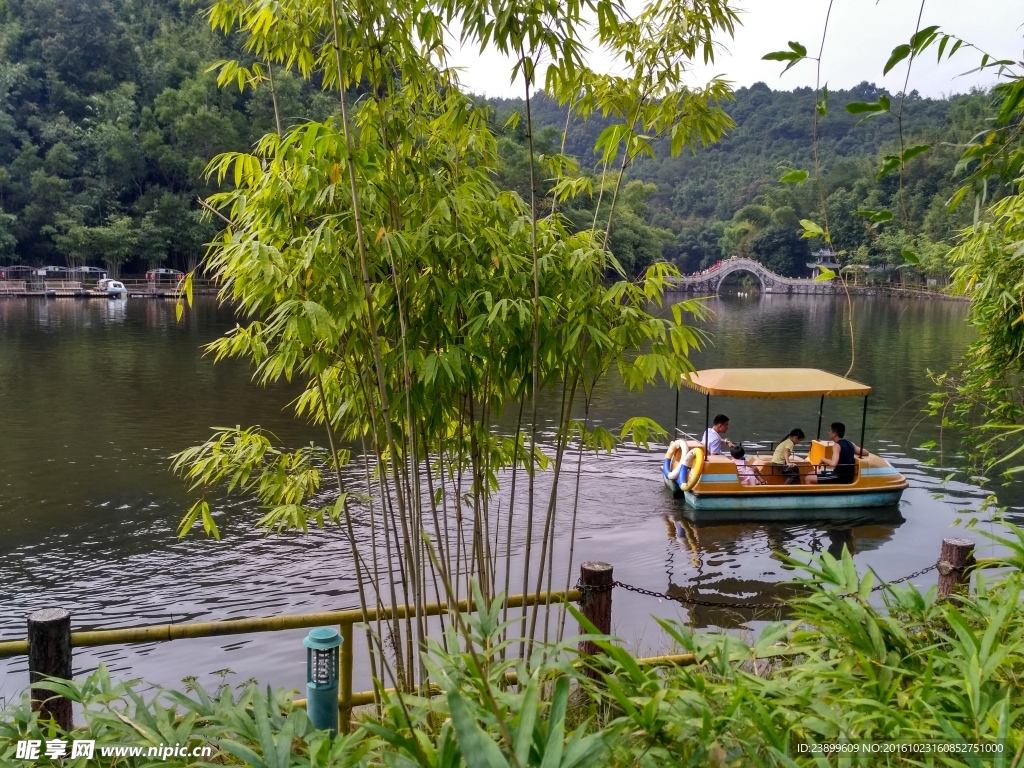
top-left (529, 372), bottom-right (579, 655)
top-left (329, 0), bottom-right (414, 690)
top-left (519, 46), bottom-right (542, 665)
top-left (559, 389), bottom-right (594, 641)
top-left (499, 397), bottom-right (526, 660)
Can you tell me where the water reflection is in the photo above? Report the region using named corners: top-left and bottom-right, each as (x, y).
top-left (660, 509), bottom-right (904, 628)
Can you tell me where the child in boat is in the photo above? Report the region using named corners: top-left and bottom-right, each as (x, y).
top-left (772, 427), bottom-right (806, 484)
top-left (730, 445), bottom-right (762, 486)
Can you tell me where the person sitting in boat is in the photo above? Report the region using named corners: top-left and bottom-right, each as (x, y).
top-left (730, 445), bottom-right (763, 486)
top-left (771, 427), bottom-right (806, 485)
top-left (802, 422), bottom-right (868, 485)
top-left (701, 414), bottom-right (734, 454)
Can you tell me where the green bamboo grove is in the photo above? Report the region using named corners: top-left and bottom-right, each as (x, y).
top-left (169, 0), bottom-right (735, 695)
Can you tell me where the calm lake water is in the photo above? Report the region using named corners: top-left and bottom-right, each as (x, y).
top-left (0, 293), bottom-right (1014, 703)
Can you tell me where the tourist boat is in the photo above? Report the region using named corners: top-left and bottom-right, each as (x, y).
top-left (662, 368), bottom-right (908, 512)
top-left (94, 278), bottom-right (128, 297)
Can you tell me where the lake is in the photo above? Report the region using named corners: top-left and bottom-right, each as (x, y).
top-left (0, 293), bottom-right (1012, 704)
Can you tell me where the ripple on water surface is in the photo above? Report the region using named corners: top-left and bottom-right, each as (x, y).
top-left (0, 294), bottom-right (1015, 699)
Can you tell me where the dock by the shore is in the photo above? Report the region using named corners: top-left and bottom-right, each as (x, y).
top-left (0, 279), bottom-right (217, 299)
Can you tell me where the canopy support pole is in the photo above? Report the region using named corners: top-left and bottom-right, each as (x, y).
top-left (674, 387), bottom-right (679, 437)
top-left (816, 395), bottom-right (824, 440)
top-left (860, 395), bottom-right (868, 453)
top-left (704, 394), bottom-right (710, 449)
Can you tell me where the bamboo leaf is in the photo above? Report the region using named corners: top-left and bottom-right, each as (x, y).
top-left (787, 41), bottom-right (807, 57)
top-left (854, 209), bottom-right (894, 223)
top-left (762, 45), bottom-right (805, 73)
top-left (876, 156), bottom-right (901, 180)
top-left (884, 44), bottom-right (912, 75)
top-left (846, 100), bottom-right (888, 115)
top-left (901, 144), bottom-right (931, 163)
top-left (910, 26), bottom-right (940, 53)
top-left (800, 219), bottom-right (824, 237)
top-left (946, 185), bottom-right (969, 211)
top-left (762, 51), bottom-right (799, 62)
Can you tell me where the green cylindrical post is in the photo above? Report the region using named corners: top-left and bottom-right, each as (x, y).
top-left (304, 627), bottom-right (343, 735)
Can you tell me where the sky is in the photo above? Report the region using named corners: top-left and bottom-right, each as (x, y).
top-left (447, 0), bottom-right (1024, 100)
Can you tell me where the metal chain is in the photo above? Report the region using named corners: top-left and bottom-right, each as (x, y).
top-left (575, 560), bottom-right (941, 611)
top-left (871, 560), bottom-right (942, 591)
top-left (607, 580), bottom-right (782, 610)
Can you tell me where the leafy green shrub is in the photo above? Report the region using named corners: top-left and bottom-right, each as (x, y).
top-left (589, 524), bottom-right (1024, 767)
top-left (0, 669), bottom-right (366, 767)
top-left (4, 528), bottom-right (1023, 766)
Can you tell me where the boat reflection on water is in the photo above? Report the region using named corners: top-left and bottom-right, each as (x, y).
top-left (662, 508), bottom-right (905, 629)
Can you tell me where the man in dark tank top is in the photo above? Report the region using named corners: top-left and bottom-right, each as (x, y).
top-left (802, 422), bottom-right (868, 485)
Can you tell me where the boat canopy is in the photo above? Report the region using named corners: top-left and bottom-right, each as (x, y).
top-left (682, 368), bottom-right (871, 399)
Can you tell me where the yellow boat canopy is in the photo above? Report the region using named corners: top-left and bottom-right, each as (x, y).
top-left (682, 368), bottom-right (871, 399)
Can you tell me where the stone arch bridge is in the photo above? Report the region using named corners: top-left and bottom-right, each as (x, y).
top-left (670, 257), bottom-right (837, 295)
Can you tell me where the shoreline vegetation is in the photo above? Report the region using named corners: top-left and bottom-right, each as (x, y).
top-left (4, 535), bottom-right (1023, 766)
top-left (0, 2), bottom-right (1010, 284)
top-left (2, 0), bottom-right (1023, 764)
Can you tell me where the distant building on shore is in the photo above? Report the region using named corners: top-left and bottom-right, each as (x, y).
top-left (807, 249), bottom-right (840, 279)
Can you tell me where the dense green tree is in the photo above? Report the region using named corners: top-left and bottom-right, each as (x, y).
top-left (665, 220), bottom-right (724, 272)
top-left (487, 82), bottom-right (997, 279)
top-left (0, 210), bottom-right (18, 261)
top-left (94, 214), bottom-right (137, 277)
top-left (749, 224), bottom-right (810, 277)
top-left (0, 0), bottom-right (1006, 279)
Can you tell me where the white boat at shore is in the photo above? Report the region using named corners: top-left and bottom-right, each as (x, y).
top-left (94, 278), bottom-right (128, 297)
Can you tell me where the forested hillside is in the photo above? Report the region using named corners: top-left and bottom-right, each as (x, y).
top-left (0, 0), bottom-right (996, 278)
top-left (489, 85), bottom-right (992, 277)
top-left (0, 0), bottom-right (335, 275)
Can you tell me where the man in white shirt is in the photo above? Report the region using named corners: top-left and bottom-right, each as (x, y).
top-left (701, 413), bottom-right (734, 454)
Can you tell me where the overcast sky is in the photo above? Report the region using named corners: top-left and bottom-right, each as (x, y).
top-left (447, 0), bottom-right (1023, 99)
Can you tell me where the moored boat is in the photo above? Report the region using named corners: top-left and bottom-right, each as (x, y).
top-left (94, 278), bottom-right (128, 297)
top-left (663, 368), bottom-right (908, 513)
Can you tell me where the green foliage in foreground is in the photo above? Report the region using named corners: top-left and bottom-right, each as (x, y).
top-left (4, 526), bottom-right (1024, 767)
top-left (927, 72), bottom-right (1024, 479)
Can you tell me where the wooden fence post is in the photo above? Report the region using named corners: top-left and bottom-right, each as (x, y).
top-left (27, 608), bottom-right (72, 731)
top-left (937, 538), bottom-right (974, 599)
top-left (339, 620), bottom-right (353, 734)
top-left (577, 562), bottom-right (613, 678)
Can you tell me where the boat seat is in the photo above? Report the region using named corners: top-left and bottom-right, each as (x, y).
top-left (807, 439), bottom-right (832, 466)
top-left (754, 462), bottom-right (788, 485)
